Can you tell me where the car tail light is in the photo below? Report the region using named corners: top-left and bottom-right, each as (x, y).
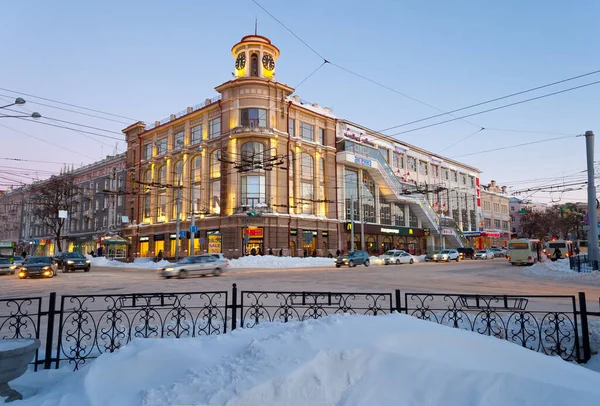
top-left (565, 253), bottom-right (569, 257)
top-left (528, 256), bottom-right (532, 260)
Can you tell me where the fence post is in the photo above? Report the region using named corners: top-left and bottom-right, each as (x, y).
top-left (44, 292), bottom-right (57, 370)
top-left (578, 292), bottom-right (591, 363)
top-left (231, 283), bottom-right (237, 331)
top-left (394, 289), bottom-right (402, 313)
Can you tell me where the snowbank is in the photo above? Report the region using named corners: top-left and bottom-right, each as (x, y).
top-left (227, 255), bottom-right (334, 269)
top-left (86, 256), bottom-right (171, 269)
top-left (522, 258), bottom-right (600, 282)
top-left (8, 314), bottom-right (600, 405)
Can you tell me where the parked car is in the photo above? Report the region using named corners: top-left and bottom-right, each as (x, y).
top-left (488, 248), bottom-right (506, 258)
top-left (380, 250), bottom-right (405, 265)
top-left (424, 251), bottom-right (441, 262)
top-left (433, 249), bottom-right (460, 262)
top-left (18, 256), bottom-right (57, 279)
top-left (159, 254), bottom-right (228, 279)
top-left (474, 250), bottom-right (494, 260)
top-left (456, 247), bottom-right (475, 260)
top-left (54, 252), bottom-right (91, 272)
top-left (335, 250), bottom-right (370, 268)
top-left (385, 252), bottom-right (416, 265)
top-left (0, 257), bottom-right (15, 275)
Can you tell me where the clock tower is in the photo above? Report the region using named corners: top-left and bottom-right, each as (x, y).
top-left (232, 35), bottom-right (280, 80)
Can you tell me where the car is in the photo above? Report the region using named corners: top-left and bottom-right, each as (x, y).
top-left (380, 250), bottom-right (405, 265)
top-left (474, 250), bottom-right (494, 260)
top-left (389, 252), bottom-right (417, 265)
top-left (11, 255), bottom-right (25, 267)
top-left (0, 257), bottom-right (15, 275)
top-left (54, 252), bottom-right (91, 272)
top-left (335, 250), bottom-right (370, 268)
top-left (433, 249), bottom-right (460, 262)
top-left (159, 254), bottom-right (228, 279)
top-left (456, 247), bottom-right (475, 260)
top-left (488, 248), bottom-right (506, 258)
top-left (18, 256), bottom-right (58, 279)
top-left (424, 251), bottom-right (441, 262)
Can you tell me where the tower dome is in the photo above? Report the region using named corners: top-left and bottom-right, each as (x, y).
top-left (231, 35), bottom-right (280, 80)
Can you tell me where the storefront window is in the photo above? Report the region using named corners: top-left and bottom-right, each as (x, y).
top-left (345, 170), bottom-right (359, 221)
top-left (362, 172), bottom-right (376, 223)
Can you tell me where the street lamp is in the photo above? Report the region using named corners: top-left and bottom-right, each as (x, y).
top-left (0, 97), bottom-right (41, 119)
top-left (0, 97), bottom-right (26, 109)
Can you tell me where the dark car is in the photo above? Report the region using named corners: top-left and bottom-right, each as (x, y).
top-left (18, 256), bottom-right (57, 279)
top-left (335, 250), bottom-right (370, 268)
top-left (456, 247), bottom-right (475, 260)
top-left (54, 252), bottom-right (91, 273)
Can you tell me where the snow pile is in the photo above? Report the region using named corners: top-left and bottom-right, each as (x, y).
top-left (8, 314), bottom-right (600, 405)
top-left (228, 255), bottom-right (334, 269)
top-left (522, 258), bottom-right (600, 282)
top-left (86, 255), bottom-right (171, 269)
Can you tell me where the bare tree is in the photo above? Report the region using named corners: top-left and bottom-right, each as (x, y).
top-left (519, 204), bottom-right (585, 240)
top-left (29, 174), bottom-right (79, 253)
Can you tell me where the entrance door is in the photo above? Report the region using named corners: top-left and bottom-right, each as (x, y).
top-left (290, 241), bottom-right (296, 257)
top-left (139, 241), bottom-right (149, 257)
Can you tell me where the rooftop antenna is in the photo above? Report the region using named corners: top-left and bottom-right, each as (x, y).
top-left (113, 142), bottom-right (118, 155)
top-left (255, 18), bottom-right (257, 35)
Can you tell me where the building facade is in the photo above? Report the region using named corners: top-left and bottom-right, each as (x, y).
top-left (21, 154), bottom-right (127, 256)
top-left (475, 181), bottom-right (511, 248)
top-left (509, 197), bottom-right (547, 236)
top-left (0, 188), bottom-right (25, 254)
top-left (122, 35), bottom-right (339, 259)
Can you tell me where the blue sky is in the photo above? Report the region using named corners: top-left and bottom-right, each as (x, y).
top-left (1, 0), bottom-right (599, 203)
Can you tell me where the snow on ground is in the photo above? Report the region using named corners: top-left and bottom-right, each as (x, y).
top-left (521, 258), bottom-right (600, 281)
top-left (7, 314), bottom-right (600, 405)
top-left (228, 255), bottom-right (334, 269)
top-left (86, 256), bottom-right (172, 269)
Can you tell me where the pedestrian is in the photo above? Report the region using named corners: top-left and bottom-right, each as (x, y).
top-left (574, 246), bottom-right (580, 255)
top-left (251, 248), bottom-right (257, 256)
top-left (268, 248), bottom-right (273, 256)
top-left (336, 249), bottom-right (341, 257)
top-left (279, 248), bottom-right (283, 257)
top-left (21, 251), bottom-right (27, 258)
top-left (312, 250), bottom-right (317, 257)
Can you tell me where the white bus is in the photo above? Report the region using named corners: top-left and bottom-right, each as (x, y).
top-left (545, 240), bottom-right (574, 261)
top-left (507, 239), bottom-right (540, 266)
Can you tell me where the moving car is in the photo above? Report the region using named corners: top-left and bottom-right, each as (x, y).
top-left (433, 249), bottom-right (460, 262)
top-left (54, 252), bottom-right (91, 272)
top-left (159, 254), bottom-right (228, 279)
top-left (335, 250), bottom-right (370, 268)
top-left (474, 250), bottom-right (494, 260)
top-left (18, 257), bottom-right (58, 279)
top-left (0, 257), bottom-right (15, 275)
top-left (488, 248), bottom-right (506, 258)
top-left (380, 250), bottom-right (405, 265)
top-left (11, 255), bottom-right (25, 268)
top-left (424, 251), bottom-right (441, 262)
top-left (456, 247), bottom-right (475, 260)
top-left (385, 252), bottom-right (416, 265)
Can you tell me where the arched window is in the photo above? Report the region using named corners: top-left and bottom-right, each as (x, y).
top-left (157, 165), bottom-right (167, 185)
top-left (142, 169), bottom-right (152, 221)
top-left (241, 142), bottom-right (266, 208)
top-left (191, 156), bottom-right (202, 183)
top-left (209, 150), bottom-right (221, 214)
top-left (191, 155), bottom-right (202, 215)
top-left (173, 160), bottom-right (183, 186)
top-left (300, 153), bottom-right (314, 214)
top-left (210, 150), bottom-right (221, 179)
top-left (251, 53), bottom-right (259, 76)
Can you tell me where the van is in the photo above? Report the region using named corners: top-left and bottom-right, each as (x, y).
top-left (507, 239), bottom-right (540, 266)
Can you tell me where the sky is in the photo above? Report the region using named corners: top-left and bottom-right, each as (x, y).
top-left (1, 0), bottom-right (599, 204)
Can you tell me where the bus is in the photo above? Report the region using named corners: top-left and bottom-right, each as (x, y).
top-left (545, 240), bottom-right (574, 261)
top-left (507, 239), bottom-right (540, 266)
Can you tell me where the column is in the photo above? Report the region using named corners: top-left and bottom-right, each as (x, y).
top-left (404, 205), bottom-right (410, 227)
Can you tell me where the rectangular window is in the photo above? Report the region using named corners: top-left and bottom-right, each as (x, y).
top-left (319, 128), bottom-right (326, 145)
top-left (241, 175), bottom-right (266, 207)
top-left (300, 182), bottom-right (313, 214)
top-left (462, 174), bottom-right (467, 185)
top-left (442, 168), bottom-right (448, 180)
top-left (241, 108), bottom-right (267, 127)
top-left (210, 181), bottom-right (221, 214)
top-left (452, 171), bottom-right (458, 182)
top-left (209, 117), bottom-right (221, 139)
top-left (502, 220), bottom-right (508, 230)
top-left (407, 157), bottom-right (416, 171)
top-left (143, 143), bottom-right (153, 159)
top-left (191, 125), bottom-right (203, 144)
top-left (289, 119), bottom-right (295, 137)
top-left (470, 176), bottom-right (475, 188)
top-left (484, 218), bottom-right (491, 228)
top-left (300, 122), bottom-right (314, 142)
top-left (174, 131), bottom-right (184, 149)
top-left (493, 203), bottom-right (500, 212)
top-left (433, 165), bottom-right (439, 178)
top-left (157, 193), bottom-right (167, 222)
top-left (418, 161), bottom-right (428, 175)
top-left (191, 185), bottom-right (201, 214)
top-left (143, 194), bottom-right (151, 221)
top-left (494, 219), bottom-right (501, 228)
top-left (156, 138), bottom-right (168, 155)
top-left (117, 195), bottom-right (123, 207)
top-left (393, 152), bottom-right (404, 169)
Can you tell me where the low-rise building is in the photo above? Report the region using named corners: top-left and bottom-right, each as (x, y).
top-left (0, 187), bottom-right (25, 254)
top-left (476, 181), bottom-right (511, 248)
top-left (509, 197), bottom-right (547, 236)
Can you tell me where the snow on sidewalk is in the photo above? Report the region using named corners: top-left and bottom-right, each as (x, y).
top-left (8, 314), bottom-right (600, 405)
top-left (521, 258), bottom-right (600, 282)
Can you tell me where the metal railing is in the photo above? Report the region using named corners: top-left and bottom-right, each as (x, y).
top-left (1, 284), bottom-right (596, 371)
top-left (144, 96), bottom-right (222, 131)
top-left (569, 254), bottom-right (599, 272)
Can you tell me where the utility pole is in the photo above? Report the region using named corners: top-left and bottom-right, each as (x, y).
top-left (350, 197), bottom-right (355, 251)
top-left (586, 131), bottom-right (599, 266)
top-left (174, 187), bottom-right (182, 261)
top-left (190, 208), bottom-right (196, 256)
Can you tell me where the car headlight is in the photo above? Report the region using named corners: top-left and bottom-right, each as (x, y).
top-left (43, 266), bottom-right (50, 270)
top-left (18, 271), bottom-right (26, 277)
top-left (165, 268), bottom-right (174, 271)
top-left (20, 267), bottom-right (27, 272)
top-left (67, 260), bottom-right (74, 264)
top-left (9, 265), bottom-right (16, 270)
top-left (86, 260), bottom-right (91, 264)
top-left (43, 270), bottom-right (52, 276)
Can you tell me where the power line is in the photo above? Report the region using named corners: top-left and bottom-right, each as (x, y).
top-left (437, 127), bottom-right (485, 154)
top-left (449, 135), bottom-right (579, 159)
top-left (377, 69), bottom-right (600, 133)
top-left (386, 80), bottom-right (600, 137)
top-left (0, 87), bottom-right (140, 122)
top-left (15, 117), bottom-right (124, 141)
top-left (0, 157), bottom-right (79, 165)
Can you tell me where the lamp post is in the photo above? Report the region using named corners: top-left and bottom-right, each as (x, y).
top-left (0, 97), bottom-right (41, 119)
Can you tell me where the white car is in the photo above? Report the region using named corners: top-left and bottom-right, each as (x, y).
top-left (382, 250), bottom-right (406, 265)
top-left (393, 252), bottom-right (417, 265)
top-left (159, 254), bottom-right (228, 279)
top-left (433, 249), bottom-right (460, 262)
top-left (474, 250), bottom-right (494, 260)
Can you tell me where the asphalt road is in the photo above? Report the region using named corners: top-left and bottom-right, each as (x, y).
top-left (2, 259), bottom-right (600, 311)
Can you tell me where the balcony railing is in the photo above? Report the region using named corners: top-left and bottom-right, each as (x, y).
top-left (144, 95), bottom-right (222, 131)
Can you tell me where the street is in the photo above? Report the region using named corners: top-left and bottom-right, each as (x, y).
top-left (3, 259), bottom-right (600, 309)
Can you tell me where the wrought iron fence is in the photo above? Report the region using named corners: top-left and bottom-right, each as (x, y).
top-left (403, 293), bottom-right (582, 361)
top-left (569, 254), bottom-right (599, 272)
top-left (0, 285), bottom-right (596, 372)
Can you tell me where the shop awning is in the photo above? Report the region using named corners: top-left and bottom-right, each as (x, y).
top-left (100, 236), bottom-right (131, 246)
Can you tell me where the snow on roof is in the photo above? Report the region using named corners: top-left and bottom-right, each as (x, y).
top-left (10, 313), bottom-right (600, 404)
top-left (287, 95), bottom-right (336, 118)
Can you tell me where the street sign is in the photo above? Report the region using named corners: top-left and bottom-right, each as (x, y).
top-left (199, 237), bottom-right (205, 244)
top-left (179, 230), bottom-right (186, 238)
top-left (190, 225), bottom-right (198, 233)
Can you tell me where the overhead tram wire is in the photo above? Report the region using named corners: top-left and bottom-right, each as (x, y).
top-left (437, 127), bottom-right (485, 154)
top-left (15, 117), bottom-right (124, 141)
top-left (250, 0), bottom-right (483, 130)
top-left (0, 157), bottom-right (79, 165)
top-left (449, 134), bottom-right (580, 159)
top-left (0, 87), bottom-right (140, 122)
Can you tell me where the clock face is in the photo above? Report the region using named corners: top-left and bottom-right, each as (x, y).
top-left (262, 54), bottom-right (275, 71)
top-left (235, 53), bottom-right (246, 70)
